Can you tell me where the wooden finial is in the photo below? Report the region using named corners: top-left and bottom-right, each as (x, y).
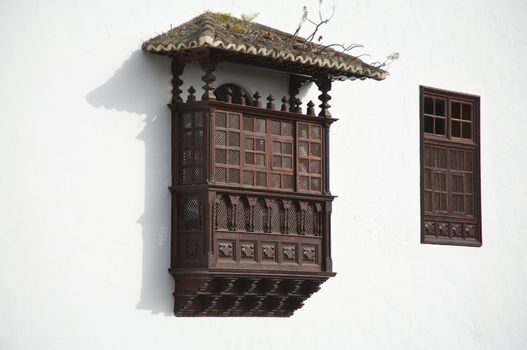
top-left (293, 98), bottom-right (302, 113)
top-left (307, 100), bottom-right (315, 115)
top-left (187, 86), bottom-right (196, 103)
top-left (239, 90), bottom-right (247, 106)
top-left (226, 87), bottom-right (233, 103)
top-left (281, 96), bottom-right (289, 112)
top-left (253, 91), bottom-right (262, 107)
top-left (266, 95), bottom-right (275, 110)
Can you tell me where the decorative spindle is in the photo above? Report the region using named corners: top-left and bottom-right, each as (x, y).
top-left (239, 90), bottom-right (247, 106)
top-left (253, 91), bottom-right (262, 107)
top-left (200, 57), bottom-right (217, 101)
top-left (315, 74), bottom-right (332, 117)
top-left (266, 95), bottom-right (275, 110)
top-left (307, 100), bottom-right (315, 115)
top-left (293, 98), bottom-right (302, 113)
top-left (289, 75), bottom-right (308, 111)
top-left (170, 60), bottom-right (185, 104)
top-left (281, 96), bottom-right (289, 112)
top-left (187, 86), bottom-right (196, 102)
top-left (226, 87), bottom-right (233, 103)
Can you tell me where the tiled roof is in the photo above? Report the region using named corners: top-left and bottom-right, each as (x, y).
top-left (142, 12), bottom-right (387, 81)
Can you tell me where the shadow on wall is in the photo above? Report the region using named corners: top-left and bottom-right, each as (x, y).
top-left (86, 50), bottom-right (174, 316)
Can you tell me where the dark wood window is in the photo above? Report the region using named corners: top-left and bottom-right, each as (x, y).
top-left (298, 123), bottom-right (322, 192)
top-left (180, 111), bottom-right (205, 184)
top-left (420, 86), bottom-right (481, 246)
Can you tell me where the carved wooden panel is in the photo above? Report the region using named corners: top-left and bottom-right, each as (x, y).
top-left (173, 275), bottom-right (328, 317)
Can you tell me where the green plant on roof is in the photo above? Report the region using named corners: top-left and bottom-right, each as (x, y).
top-left (216, 12), bottom-right (232, 23)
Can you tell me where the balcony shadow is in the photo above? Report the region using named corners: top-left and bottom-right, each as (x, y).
top-left (85, 49), bottom-right (174, 315)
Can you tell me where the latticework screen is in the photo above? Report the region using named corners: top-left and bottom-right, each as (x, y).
top-left (179, 111), bottom-right (204, 185)
top-left (213, 110), bottom-right (322, 193)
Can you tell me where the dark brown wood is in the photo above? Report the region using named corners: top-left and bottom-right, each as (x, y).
top-left (280, 96), bottom-right (289, 112)
top-left (168, 65), bottom-right (339, 316)
top-left (307, 101), bottom-right (315, 116)
top-left (315, 74), bottom-right (332, 117)
top-left (420, 86), bottom-right (481, 247)
top-left (200, 54), bottom-right (217, 101)
top-left (266, 95), bottom-right (275, 110)
top-left (253, 92), bottom-right (262, 108)
top-left (186, 86), bottom-right (196, 103)
top-left (171, 60), bottom-right (185, 103)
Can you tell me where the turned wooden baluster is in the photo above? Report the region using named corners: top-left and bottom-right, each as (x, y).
top-left (171, 60), bottom-right (185, 104)
top-left (316, 74), bottom-right (332, 117)
top-left (200, 56), bottom-right (217, 101)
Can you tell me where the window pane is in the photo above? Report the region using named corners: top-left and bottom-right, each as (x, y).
top-left (228, 114), bottom-right (240, 129)
top-left (272, 141), bottom-right (281, 153)
top-left (435, 99), bottom-right (445, 116)
top-left (435, 118), bottom-right (445, 135)
top-left (215, 130), bottom-right (226, 145)
top-left (424, 97), bottom-right (434, 115)
top-left (310, 160), bottom-right (321, 174)
top-left (245, 153), bottom-right (254, 164)
top-left (228, 169), bottom-right (240, 183)
top-left (255, 118), bottom-right (266, 133)
top-left (243, 116), bottom-right (252, 131)
top-left (243, 170), bottom-right (254, 185)
top-left (245, 138), bottom-right (253, 150)
top-left (216, 149), bottom-right (227, 164)
top-left (270, 120), bottom-right (281, 135)
top-left (462, 103), bottom-right (472, 120)
top-left (282, 122), bottom-right (293, 137)
top-left (299, 159), bottom-right (309, 173)
top-left (452, 102), bottom-right (461, 119)
top-left (215, 112), bottom-right (226, 128)
top-left (310, 143), bottom-right (321, 157)
top-left (310, 126), bottom-right (321, 139)
top-left (452, 120), bottom-right (461, 138)
top-left (228, 150), bottom-right (240, 165)
top-left (272, 155), bottom-right (281, 168)
top-left (462, 122), bottom-right (472, 139)
top-left (424, 116), bottom-right (434, 133)
top-left (299, 124), bottom-right (308, 138)
top-left (228, 131), bottom-right (240, 147)
top-left (282, 157), bottom-right (292, 169)
top-left (283, 143), bottom-right (293, 155)
top-left (255, 139), bottom-right (265, 151)
top-left (299, 141), bottom-right (308, 156)
top-left (255, 154), bottom-right (265, 166)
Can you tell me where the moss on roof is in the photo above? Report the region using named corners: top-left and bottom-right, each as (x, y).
top-left (142, 12), bottom-right (387, 81)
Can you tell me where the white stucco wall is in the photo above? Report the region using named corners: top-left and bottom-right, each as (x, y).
top-left (1, 0), bottom-right (526, 349)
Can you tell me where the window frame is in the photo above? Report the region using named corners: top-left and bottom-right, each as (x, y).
top-left (420, 86), bottom-right (482, 247)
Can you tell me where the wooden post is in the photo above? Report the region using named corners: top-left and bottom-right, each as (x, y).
top-left (171, 60), bottom-right (185, 104)
top-left (200, 54), bottom-right (217, 101)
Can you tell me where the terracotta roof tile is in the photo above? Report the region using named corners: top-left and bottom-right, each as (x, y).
top-left (142, 12), bottom-right (387, 81)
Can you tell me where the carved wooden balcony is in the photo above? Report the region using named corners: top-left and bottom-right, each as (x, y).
top-left (142, 11), bottom-right (387, 316)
